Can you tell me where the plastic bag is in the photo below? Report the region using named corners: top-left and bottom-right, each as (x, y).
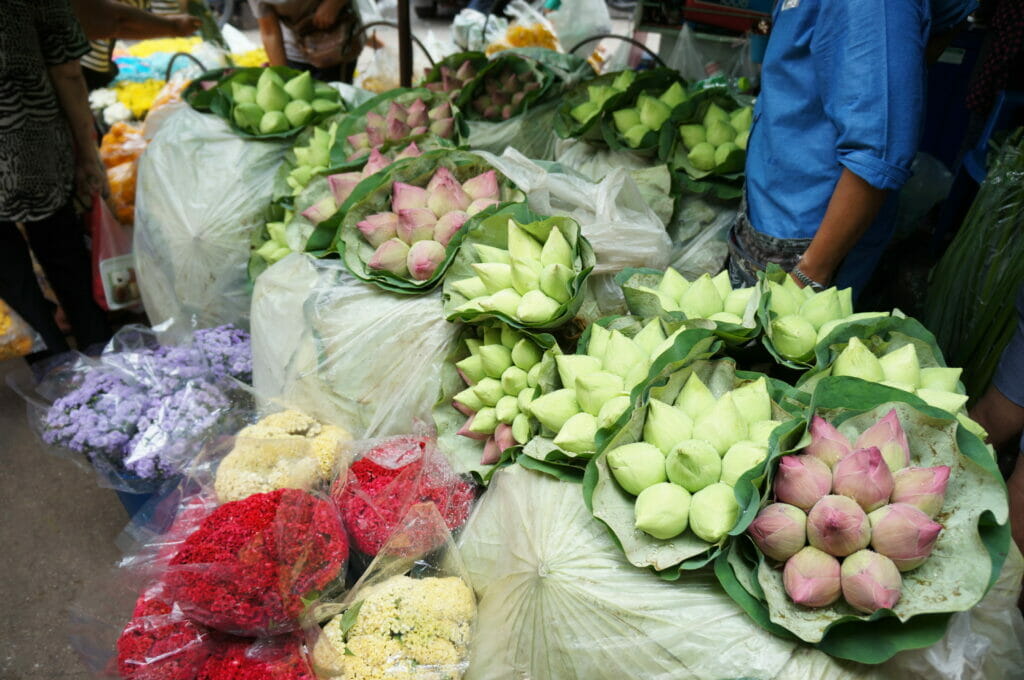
top-left (894, 152), bottom-right (954, 240)
top-left (546, 0), bottom-right (612, 58)
top-left (107, 162), bottom-right (139, 226)
top-left (452, 8), bottom-right (508, 52)
top-left (134, 105), bottom-right (288, 329)
top-left (309, 502), bottom-right (477, 680)
top-left (485, 0), bottom-right (561, 55)
top-left (0, 297), bottom-right (45, 359)
top-left (668, 193), bottom-right (739, 278)
top-left (465, 99), bottom-right (562, 160)
top-left (354, 32), bottom-right (400, 93)
top-left (666, 23), bottom-right (758, 86)
top-left (90, 194), bottom-right (140, 311)
top-left (251, 254), bottom-right (461, 438)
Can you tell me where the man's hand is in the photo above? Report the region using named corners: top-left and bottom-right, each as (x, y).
top-left (167, 14), bottom-right (201, 36)
top-left (75, 151), bottom-right (109, 205)
top-left (312, 0), bottom-right (345, 29)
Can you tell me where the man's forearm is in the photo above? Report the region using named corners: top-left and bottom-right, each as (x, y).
top-left (73, 0), bottom-right (189, 40)
top-left (259, 15), bottom-right (288, 66)
top-left (48, 60), bottom-right (96, 158)
top-left (797, 168), bottom-right (887, 285)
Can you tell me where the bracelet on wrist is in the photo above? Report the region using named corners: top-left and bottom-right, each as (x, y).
top-left (791, 265), bottom-right (827, 292)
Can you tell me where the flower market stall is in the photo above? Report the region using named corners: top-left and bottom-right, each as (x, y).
top-left (14, 30), bottom-right (1024, 680)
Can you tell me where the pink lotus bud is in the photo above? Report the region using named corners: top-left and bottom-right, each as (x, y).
top-left (410, 126), bottom-right (428, 136)
top-left (747, 503), bottom-right (807, 562)
top-left (406, 99), bottom-right (429, 128)
top-left (327, 172), bottom-right (363, 204)
top-left (511, 91), bottom-right (526, 107)
top-left (492, 92), bottom-right (509, 107)
top-left (365, 112), bottom-right (386, 146)
top-left (502, 105), bottom-right (514, 120)
top-left (774, 455), bottom-right (832, 511)
top-left (481, 436), bottom-right (501, 465)
top-left (458, 414), bottom-right (489, 441)
top-left (367, 237), bottom-right (410, 276)
top-left (300, 196), bottom-right (337, 225)
top-left (426, 169), bottom-right (471, 216)
top-left (391, 182), bottom-right (428, 212)
top-left (386, 100), bottom-right (407, 124)
top-left (502, 72), bottom-right (517, 91)
top-left (524, 81), bottom-right (541, 93)
top-left (494, 422), bottom-right (516, 452)
top-left (452, 399), bottom-right (474, 416)
top-left (394, 142), bottom-right (421, 160)
top-left (467, 197), bottom-right (500, 216)
top-left (783, 546), bottom-right (841, 608)
top-left (347, 132), bottom-right (370, 150)
top-left (832, 447), bottom-right (895, 512)
top-left (365, 111), bottom-right (385, 129)
top-left (356, 212), bottom-right (399, 247)
top-left (433, 210), bottom-right (469, 247)
top-left (406, 239), bottom-right (446, 281)
top-left (367, 126), bottom-right (385, 147)
top-left (841, 549), bottom-right (902, 614)
top-left (805, 415), bottom-right (853, 468)
top-left (482, 106), bottom-right (499, 120)
top-left (428, 102), bottom-right (452, 121)
top-left (455, 60), bottom-right (476, 82)
top-left (425, 81), bottom-right (445, 93)
top-left (868, 503), bottom-right (942, 571)
top-left (362, 148), bottom-right (390, 176)
top-left (854, 409), bottom-right (910, 473)
top-left (426, 167), bottom-right (458, 193)
top-left (430, 116), bottom-right (455, 138)
top-left (397, 208), bottom-right (437, 244)
top-left (807, 495), bottom-right (871, 557)
top-left (891, 466), bottom-right (950, 518)
top-left (441, 72), bottom-right (456, 93)
top-left (386, 115), bottom-right (412, 142)
top-left (462, 170), bottom-right (500, 202)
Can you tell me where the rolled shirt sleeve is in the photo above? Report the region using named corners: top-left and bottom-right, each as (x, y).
top-left (811, 0), bottom-right (928, 191)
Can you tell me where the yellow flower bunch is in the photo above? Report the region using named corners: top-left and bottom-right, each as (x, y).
top-left (231, 48), bottom-right (269, 67)
top-left (0, 299), bottom-right (36, 360)
top-left (486, 23), bottom-right (560, 55)
top-left (115, 79), bottom-right (166, 119)
top-left (126, 37), bottom-right (202, 58)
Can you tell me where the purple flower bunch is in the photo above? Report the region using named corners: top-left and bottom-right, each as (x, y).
top-left (192, 326), bottom-right (253, 383)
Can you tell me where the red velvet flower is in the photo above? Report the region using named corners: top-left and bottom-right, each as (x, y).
top-left (196, 636), bottom-right (313, 680)
top-left (115, 582), bottom-right (213, 680)
top-left (166, 489), bottom-right (348, 636)
top-left (332, 435), bottom-right (476, 556)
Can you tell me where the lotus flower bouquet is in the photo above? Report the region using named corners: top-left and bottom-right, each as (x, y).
top-left (457, 53), bottom-right (552, 122)
top-left (605, 76), bottom-right (690, 153)
top-left (421, 51), bottom-right (488, 100)
top-left (444, 203), bottom-right (595, 329)
top-left (717, 381), bottom-right (1012, 661)
top-left (556, 69), bottom-right (638, 137)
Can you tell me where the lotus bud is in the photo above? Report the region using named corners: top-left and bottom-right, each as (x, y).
top-left (500, 366), bottom-right (528, 396)
top-left (507, 220), bottom-right (543, 261)
top-left (730, 377), bottom-right (772, 426)
top-left (425, 173), bottom-right (471, 218)
top-left (634, 483), bottom-right (692, 540)
top-left (468, 197), bottom-right (501, 215)
top-left (452, 399), bottom-right (474, 417)
top-left (511, 413), bottom-right (532, 445)
top-left (574, 371), bottom-right (626, 417)
top-left (665, 439), bottom-right (720, 492)
top-left (868, 503), bottom-right (942, 571)
top-left (540, 227), bottom-right (574, 269)
top-left (327, 172), bottom-right (363, 204)
top-left (798, 288), bottom-right (842, 331)
top-left (526, 362), bottom-right (543, 388)
top-left (385, 115), bottom-right (412, 141)
top-left (891, 466), bottom-right (950, 518)
top-left (554, 412), bottom-right (598, 454)
top-left (510, 338), bottom-right (541, 371)
top-left (480, 436), bottom-right (501, 465)
top-left (709, 269), bottom-right (731, 299)
top-left (455, 355), bottom-right (485, 384)
top-left (346, 132), bottom-right (371, 151)
top-left (807, 495), bottom-right (871, 557)
top-left (805, 415), bottom-right (853, 469)
top-left (510, 257), bottom-right (541, 295)
top-left (469, 377), bottom-right (504, 407)
top-left (355, 212), bottom-right (399, 248)
top-left (430, 210), bottom-right (468, 247)
top-left (535, 263), bottom-right (572, 305)
top-left (451, 276), bottom-right (487, 299)
top-left (654, 267), bottom-right (687, 300)
top-left (430, 116), bottom-right (455, 138)
top-left (607, 442), bottom-right (667, 495)
top-left (466, 246), bottom-right (505, 266)
top-left (768, 281), bottom-right (801, 317)
top-left (453, 386), bottom-right (484, 412)
top-left (841, 549), bottom-right (902, 613)
top-left (517, 386), bottom-right (536, 412)
top-left (471, 262), bottom-right (513, 294)
top-left (555, 355), bottom-right (602, 391)
top-left (368, 238), bottom-right (410, 275)
top-left (693, 393), bottom-right (747, 455)
top-left (724, 287), bottom-right (755, 317)
top-left (879, 344), bottom-right (921, 390)
top-left (783, 546), bottom-right (842, 607)
top-left (679, 273), bottom-right (724, 318)
top-left (721, 441), bottom-right (769, 486)
top-left (748, 503), bottom-right (807, 561)
top-left (675, 372), bottom-right (716, 419)
top-left (689, 482), bottom-right (740, 543)
top-left (395, 141), bottom-right (422, 161)
top-left (408, 125), bottom-right (427, 136)
top-left (854, 409), bottom-right (910, 473)
top-left (392, 182), bottom-right (428, 212)
top-left (428, 102), bottom-right (452, 121)
top-left (462, 170), bottom-right (500, 202)
top-left (643, 399), bottom-right (693, 455)
top-left (528, 389), bottom-right (580, 433)
top-left (597, 395), bottom-right (631, 430)
top-left (499, 325), bottom-right (521, 349)
top-left (919, 367), bottom-right (962, 392)
top-left (301, 196), bottom-right (337, 225)
top-left (916, 388), bottom-right (969, 414)
top-left (774, 455), bottom-right (832, 511)
top-left (482, 288), bottom-right (523, 317)
top-left (517, 290), bottom-right (561, 323)
top-left (586, 324), bottom-right (611, 363)
top-left (397, 208), bottom-right (438, 244)
top-left (469, 407), bottom-right (497, 436)
top-left (832, 447), bottom-right (894, 512)
top-left (749, 420), bottom-right (782, 447)
top-left (629, 320), bottom-right (666, 359)
top-left (771, 315), bottom-right (817, 362)
top-left (363, 148), bottom-right (391, 176)
top-left (405, 101), bottom-right (428, 129)
top-left (458, 414), bottom-right (489, 441)
top-left (832, 336), bottom-right (885, 382)
top-left (366, 127), bottom-right (385, 148)
top-left (605, 330), bottom-right (649, 381)
top-left (405, 239), bottom-right (445, 280)
top-left (479, 344), bottom-right (513, 378)
top-left (495, 395), bottom-right (519, 424)
top-left (958, 413), bottom-right (988, 440)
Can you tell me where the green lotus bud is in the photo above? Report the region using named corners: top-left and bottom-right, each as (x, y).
top-left (721, 441), bottom-right (769, 486)
top-left (454, 386), bottom-right (484, 412)
top-left (702, 102), bottom-right (729, 127)
top-left (767, 281), bottom-right (800, 317)
top-left (511, 257), bottom-right (542, 295)
top-left (623, 361), bottom-right (650, 391)
top-left (479, 344), bottom-right (513, 378)
top-left (730, 106), bottom-right (753, 132)
top-left (838, 287), bottom-right (853, 317)
top-left (511, 413), bottom-right (532, 444)
top-left (517, 290), bottom-right (561, 323)
top-left (605, 330), bottom-right (649, 380)
top-left (553, 412), bottom-right (598, 454)
top-left (232, 82), bottom-right (257, 104)
top-left (233, 102), bottom-right (264, 131)
top-left (638, 93), bottom-right (671, 129)
top-left (475, 244), bottom-right (511, 264)
top-left (541, 226), bottom-right (574, 269)
top-left (735, 129), bottom-right (749, 150)
top-left (689, 482), bottom-right (739, 543)
top-left (958, 413), bottom-right (988, 440)
top-left (799, 288), bottom-right (843, 331)
top-left (473, 377), bottom-right (505, 406)
top-left (643, 399), bottom-right (693, 455)
top-left (597, 395), bottom-right (632, 430)
top-left (919, 367), bottom-right (962, 392)
top-left (259, 110), bottom-right (290, 134)
top-left (586, 324), bottom-right (611, 363)
top-left (256, 79), bottom-right (290, 113)
top-left (657, 267), bottom-right (690, 301)
top-left (714, 142), bottom-right (740, 167)
top-left (687, 142), bottom-right (717, 171)
top-left (679, 273), bottom-right (723, 318)
top-left (472, 263), bottom-right (514, 294)
top-left (527, 362), bottom-right (542, 387)
top-left (678, 124), bottom-right (706, 151)
top-left (575, 371), bottom-right (626, 417)
top-left (730, 377), bottom-right (772, 425)
top-left (692, 392), bottom-right (747, 455)
top-left (451, 276), bottom-right (488, 300)
top-left (711, 270), bottom-right (733, 300)
top-left (539, 263), bottom-right (574, 304)
top-left (916, 388), bottom-right (969, 414)
top-left (675, 372), bottom-right (716, 419)
top-left (613, 107), bottom-right (641, 135)
top-left (528, 389), bottom-right (580, 432)
top-left (507, 219), bottom-right (543, 262)
top-left (665, 439), bottom-right (720, 492)
top-left (495, 395), bottom-right (519, 424)
top-left (500, 325), bottom-right (522, 348)
top-left (634, 483), bottom-right (692, 540)
top-left (501, 365), bottom-right (529, 395)
top-left (283, 70), bottom-right (314, 101)
top-left (632, 319), bottom-right (666, 357)
top-left (517, 386), bottom-right (537, 412)
top-left (652, 328), bottom-right (685, 358)
top-left (284, 99), bottom-right (313, 127)
top-left (879, 344), bottom-right (921, 389)
top-left (749, 420), bottom-right (782, 447)
top-left (784, 274), bottom-right (813, 300)
top-left (556, 355), bottom-right (603, 390)
top-left (607, 442), bottom-right (667, 495)
top-left (832, 336), bottom-right (884, 382)
top-left (709, 312), bottom-right (744, 326)
top-left (510, 339), bottom-right (542, 372)
top-left (482, 327), bottom-right (502, 346)
top-left (469, 407), bottom-right (498, 434)
top-left (455, 355), bottom-right (486, 384)
top-left (623, 123), bottom-right (651, 148)
top-left (465, 338), bottom-right (483, 355)
top-left (482, 288), bottom-right (522, 317)
top-left (659, 81), bottom-right (688, 109)
top-left (771, 315), bottom-right (817, 362)
top-left (611, 70), bottom-right (636, 90)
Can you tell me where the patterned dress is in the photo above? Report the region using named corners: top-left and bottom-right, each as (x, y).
top-left (0, 1), bottom-right (90, 222)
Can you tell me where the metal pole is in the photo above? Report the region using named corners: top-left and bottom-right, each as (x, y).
top-left (397, 0), bottom-right (413, 87)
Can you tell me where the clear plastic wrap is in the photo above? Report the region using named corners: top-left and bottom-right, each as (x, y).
top-left (309, 502), bottom-right (477, 680)
top-left (668, 193), bottom-right (739, 278)
top-left (134, 105), bottom-right (288, 329)
top-left (484, 0), bottom-right (561, 55)
top-left (0, 297), bottom-right (45, 359)
top-left (251, 254), bottom-right (461, 438)
top-left (546, 0), bottom-right (612, 60)
top-left (100, 122), bottom-right (147, 169)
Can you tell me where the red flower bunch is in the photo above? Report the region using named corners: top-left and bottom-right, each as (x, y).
top-left (166, 488), bottom-right (348, 636)
top-left (332, 435), bottom-right (476, 556)
top-left (115, 582), bottom-right (213, 680)
top-left (197, 636), bottom-right (313, 680)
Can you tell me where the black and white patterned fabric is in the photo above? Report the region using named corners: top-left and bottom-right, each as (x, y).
top-left (0, 1), bottom-right (89, 222)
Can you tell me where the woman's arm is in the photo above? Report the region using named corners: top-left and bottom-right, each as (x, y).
top-left (72, 0), bottom-right (199, 40)
top-left (48, 59), bottom-right (108, 202)
top-left (258, 12), bottom-right (288, 66)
